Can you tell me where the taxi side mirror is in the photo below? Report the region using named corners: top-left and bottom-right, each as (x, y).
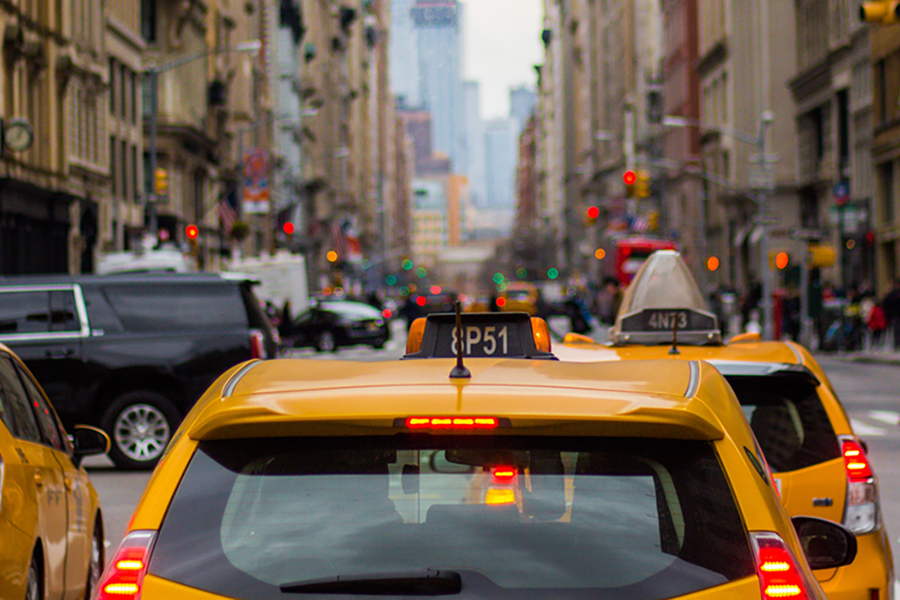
top-left (791, 516), bottom-right (857, 570)
top-left (71, 425), bottom-right (111, 466)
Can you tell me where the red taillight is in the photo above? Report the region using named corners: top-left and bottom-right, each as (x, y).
top-left (93, 531), bottom-right (156, 600)
top-left (492, 466), bottom-right (516, 483)
top-left (842, 440), bottom-right (872, 481)
top-left (250, 329), bottom-right (267, 359)
top-left (750, 532), bottom-right (809, 600)
top-left (405, 416), bottom-right (499, 429)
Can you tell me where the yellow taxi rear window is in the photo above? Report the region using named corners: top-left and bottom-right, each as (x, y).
top-left (149, 436), bottom-right (754, 600)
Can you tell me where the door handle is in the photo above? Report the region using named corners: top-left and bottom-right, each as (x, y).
top-left (33, 471), bottom-right (44, 487)
top-left (45, 349), bottom-right (74, 359)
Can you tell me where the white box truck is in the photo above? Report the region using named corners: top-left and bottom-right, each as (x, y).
top-left (227, 251), bottom-right (310, 317)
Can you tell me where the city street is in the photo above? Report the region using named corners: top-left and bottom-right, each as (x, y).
top-left (85, 321), bottom-right (900, 595)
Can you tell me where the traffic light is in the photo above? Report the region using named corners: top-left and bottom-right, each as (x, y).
top-left (769, 251), bottom-right (790, 270)
top-left (635, 170), bottom-right (650, 199)
top-left (185, 224), bottom-right (198, 239)
top-left (586, 205), bottom-right (600, 224)
top-left (859, 1), bottom-right (900, 24)
top-left (647, 210), bottom-right (659, 232)
top-left (154, 168), bottom-right (168, 196)
top-left (624, 170), bottom-right (637, 197)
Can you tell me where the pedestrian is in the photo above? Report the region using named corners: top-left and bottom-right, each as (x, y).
top-left (867, 301), bottom-right (888, 351)
top-left (398, 294), bottom-right (423, 332)
top-left (882, 279), bottom-right (900, 350)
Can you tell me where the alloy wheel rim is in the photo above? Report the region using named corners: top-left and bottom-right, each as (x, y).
top-left (114, 404), bottom-right (170, 462)
top-left (26, 561), bottom-right (39, 600)
top-left (321, 332), bottom-right (335, 351)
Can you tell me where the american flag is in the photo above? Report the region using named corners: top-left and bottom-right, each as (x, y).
top-left (218, 199), bottom-right (238, 234)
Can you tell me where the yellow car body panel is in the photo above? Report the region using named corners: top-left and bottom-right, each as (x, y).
top-left (0, 344), bottom-right (104, 600)
top-left (125, 358), bottom-right (825, 600)
top-left (557, 338), bottom-right (894, 600)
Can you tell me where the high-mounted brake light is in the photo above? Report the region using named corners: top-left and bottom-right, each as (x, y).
top-left (839, 436), bottom-right (879, 534)
top-left (92, 530), bottom-right (156, 600)
top-left (750, 532), bottom-right (810, 600)
top-left (492, 466), bottom-right (516, 482)
top-left (405, 416), bottom-right (499, 429)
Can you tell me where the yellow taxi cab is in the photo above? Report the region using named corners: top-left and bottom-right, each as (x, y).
top-left (556, 251), bottom-right (894, 600)
top-left (97, 311), bottom-right (857, 600)
top-left (499, 282), bottom-right (540, 315)
top-left (0, 342), bottom-right (110, 600)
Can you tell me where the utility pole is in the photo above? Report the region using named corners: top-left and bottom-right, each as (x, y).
top-left (757, 110), bottom-right (775, 341)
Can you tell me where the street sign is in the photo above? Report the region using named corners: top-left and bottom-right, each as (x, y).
top-left (752, 212), bottom-right (780, 225)
top-left (749, 168), bottom-right (776, 191)
top-left (791, 228), bottom-right (823, 241)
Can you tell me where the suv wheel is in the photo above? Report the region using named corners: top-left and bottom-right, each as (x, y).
top-left (316, 331), bottom-right (337, 353)
top-left (101, 391), bottom-right (181, 470)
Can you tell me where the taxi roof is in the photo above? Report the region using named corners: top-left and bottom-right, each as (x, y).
top-left (556, 338), bottom-right (804, 365)
top-left (181, 358), bottom-right (748, 444)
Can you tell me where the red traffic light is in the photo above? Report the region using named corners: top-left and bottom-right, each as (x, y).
top-left (586, 206), bottom-right (600, 220)
top-left (283, 222), bottom-right (294, 235)
top-left (623, 171), bottom-right (637, 186)
top-left (186, 225), bottom-right (199, 240)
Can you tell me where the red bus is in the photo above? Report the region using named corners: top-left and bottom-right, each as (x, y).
top-left (616, 237), bottom-right (678, 285)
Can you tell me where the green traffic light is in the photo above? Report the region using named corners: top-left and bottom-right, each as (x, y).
top-left (402, 259), bottom-right (413, 270)
top-left (386, 275), bottom-right (397, 286)
top-left (493, 273), bottom-right (504, 285)
top-left (416, 267), bottom-right (427, 278)
top-left (547, 268), bottom-right (559, 280)
top-left (516, 268), bottom-right (527, 279)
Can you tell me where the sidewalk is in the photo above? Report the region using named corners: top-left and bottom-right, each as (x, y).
top-left (815, 349), bottom-right (900, 366)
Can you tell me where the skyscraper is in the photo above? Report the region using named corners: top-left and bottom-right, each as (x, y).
top-left (509, 86), bottom-right (537, 134)
top-left (389, 0), bottom-right (420, 107)
top-left (463, 81), bottom-right (487, 208)
top-left (411, 0), bottom-right (463, 168)
top-left (484, 118), bottom-right (518, 210)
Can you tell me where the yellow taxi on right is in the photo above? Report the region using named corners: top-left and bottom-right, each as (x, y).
top-left (557, 250), bottom-right (894, 600)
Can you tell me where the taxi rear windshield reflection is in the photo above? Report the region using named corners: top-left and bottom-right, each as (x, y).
top-left (149, 436), bottom-right (754, 600)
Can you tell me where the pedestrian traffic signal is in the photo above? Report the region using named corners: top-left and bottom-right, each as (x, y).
top-left (859, 1), bottom-right (900, 24)
top-left (635, 171), bottom-right (650, 199)
top-left (586, 205), bottom-right (600, 224)
top-left (185, 224), bottom-right (198, 239)
top-left (769, 251), bottom-right (790, 270)
top-left (154, 168), bottom-right (168, 196)
top-left (624, 171), bottom-right (637, 197)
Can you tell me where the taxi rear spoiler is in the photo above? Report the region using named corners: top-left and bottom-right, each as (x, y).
top-left (708, 361), bottom-right (820, 387)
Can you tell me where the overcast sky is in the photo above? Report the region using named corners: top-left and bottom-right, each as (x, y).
top-left (460, 0), bottom-right (543, 120)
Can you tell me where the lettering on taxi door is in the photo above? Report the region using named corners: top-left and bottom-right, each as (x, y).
top-left (451, 325), bottom-right (509, 356)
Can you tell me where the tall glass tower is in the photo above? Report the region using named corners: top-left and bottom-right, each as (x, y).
top-left (410, 0), bottom-right (463, 169)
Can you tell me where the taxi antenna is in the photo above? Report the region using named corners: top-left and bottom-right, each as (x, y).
top-left (449, 301), bottom-right (471, 379)
top-left (669, 315), bottom-right (681, 355)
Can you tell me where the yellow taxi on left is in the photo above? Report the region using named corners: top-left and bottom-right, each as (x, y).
top-left (0, 343), bottom-right (110, 600)
top-left (101, 311), bottom-right (859, 600)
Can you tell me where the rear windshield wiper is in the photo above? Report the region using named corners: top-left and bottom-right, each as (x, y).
top-left (281, 569), bottom-right (462, 595)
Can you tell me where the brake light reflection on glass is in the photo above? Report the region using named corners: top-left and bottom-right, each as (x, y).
top-left (93, 530), bottom-right (156, 600)
top-left (751, 532), bottom-right (808, 600)
top-left (405, 416), bottom-right (499, 429)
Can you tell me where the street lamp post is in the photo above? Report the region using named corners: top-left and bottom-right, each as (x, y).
top-left (143, 41), bottom-right (261, 238)
top-left (662, 112), bottom-right (776, 340)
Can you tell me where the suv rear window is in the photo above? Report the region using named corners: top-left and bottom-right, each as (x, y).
top-left (102, 284), bottom-right (247, 332)
top-left (149, 436), bottom-right (754, 600)
top-left (725, 375), bottom-right (840, 473)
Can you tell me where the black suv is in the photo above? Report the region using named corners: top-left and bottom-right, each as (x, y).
top-left (0, 273), bottom-right (277, 469)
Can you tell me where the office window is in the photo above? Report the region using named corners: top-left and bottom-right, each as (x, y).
top-left (141, 0), bottom-right (156, 42)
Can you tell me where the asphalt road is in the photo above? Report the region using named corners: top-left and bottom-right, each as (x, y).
top-left (84, 324), bottom-right (900, 594)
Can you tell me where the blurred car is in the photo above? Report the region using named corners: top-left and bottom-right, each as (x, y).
top-left (288, 300), bottom-right (390, 352)
top-left (99, 312), bottom-right (856, 600)
top-left (499, 281), bottom-right (540, 315)
top-left (420, 290), bottom-right (458, 315)
top-left (556, 250), bottom-right (894, 600)
top-left (0, 343), bottom-right (109, 600)
top-left (0, 273), bottom-right (277, 470)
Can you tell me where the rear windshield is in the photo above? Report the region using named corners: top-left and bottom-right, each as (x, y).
top-left (102, 283), bottom-right (247, 332)
top-left (149, 436), bottom-right (754, 600)
top-left (725, 375), bottom-right (841, 473)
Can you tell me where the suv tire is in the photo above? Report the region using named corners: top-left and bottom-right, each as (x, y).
top-left (101, 391), bottom-right (181, 470)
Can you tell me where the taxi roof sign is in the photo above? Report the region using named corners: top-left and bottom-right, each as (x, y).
top-left (404, 312), bottom-right (556, 360)
top-left (610, 250), bottom-right (722, 346)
